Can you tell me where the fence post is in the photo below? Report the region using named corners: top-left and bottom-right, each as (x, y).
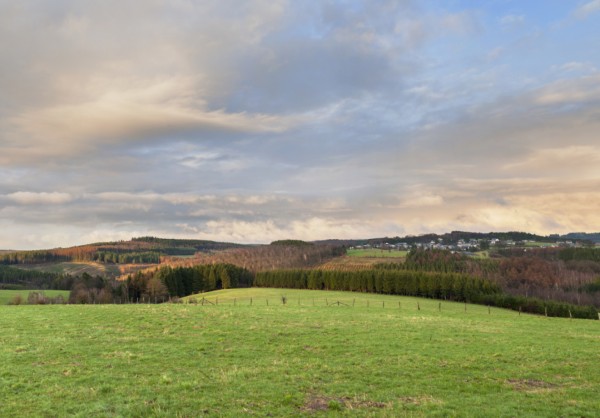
top-left (266, 299), bottom-right (269, 306)
top-left (439, 302), bottom-right (441, 312)
top-left (382, 301), bottom-right (385, 308)
top-left (398, 301), bottom-right (401, 309)
top-left (488, 306), bottom-right (490, 315)
top-left (417, 302), bottom-right (420, 311)
top-left (250, 297), bottom-right (253, 306)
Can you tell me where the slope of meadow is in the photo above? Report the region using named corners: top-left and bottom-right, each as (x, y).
top-left (1, 289), bottom-right (599, 416)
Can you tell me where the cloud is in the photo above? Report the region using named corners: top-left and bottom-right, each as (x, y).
top-left (574, 0), bottom-right (600, 18)
top-left (2, 78), bottom-right (296, 164)
top-left (555, 61), bottom-right (597, 74)
top-left (200, 217), bottom-right (398, 243)
top-left (5, 192), bottom-right (73, 205)
top-left (500, 14), bottom-right (525, 27)
top-left (532, 75), bottom-right (600, 106)
top-left (1, 2), bottom-right (600, 249)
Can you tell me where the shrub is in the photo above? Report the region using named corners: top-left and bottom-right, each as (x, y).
top-left (8, 294), bottom-right (23, 305)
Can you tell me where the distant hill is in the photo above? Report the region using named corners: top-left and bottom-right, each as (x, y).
top-left (559, 232), bottom-right (600, 243)
top-left (0, 237), bottom-right (245, 266)
top-left (315, 231), bottom-right (600, 247)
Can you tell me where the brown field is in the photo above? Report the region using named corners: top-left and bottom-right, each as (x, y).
top-left (316, 255), bottom-right (401, 271)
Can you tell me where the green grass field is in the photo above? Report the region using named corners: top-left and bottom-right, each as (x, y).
top-left (347, 248), bottom-right (408, 258)
top-left (1, 288), bottom-right (599, 416)
top-left (470, 250), bottom-right (490, 259)
top-left (523, 241), bottom-right (556, 248)
top-left (0, 289), bottom-right (70, 305)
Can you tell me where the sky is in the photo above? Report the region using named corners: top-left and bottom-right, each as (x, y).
top-left (1, 0), bottom-right (600, 249)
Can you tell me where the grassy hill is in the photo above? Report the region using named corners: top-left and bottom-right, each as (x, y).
top-left (1, 288), bottom-right (599, 416)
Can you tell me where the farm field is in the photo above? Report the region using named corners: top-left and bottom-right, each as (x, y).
top-left (2, 288), bottom-right (599, 417)
top-left (347, 248), bottom-right (408, 258)
top-left (0, 289), bottom-right (70, 305)
top-left (524, 241), bottom-right (556, 248)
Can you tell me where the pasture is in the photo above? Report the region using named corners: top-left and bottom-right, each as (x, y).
top-left (346, 248), bottom-right (408, 258)
top-left (0, 289), bottom-right (70, 305)
top-left (1, 288), bottom-right (599, 416)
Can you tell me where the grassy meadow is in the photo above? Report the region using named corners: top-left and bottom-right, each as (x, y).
top-left (1, 288), bottom-right (599, 417)
top-left (347, 248), bottom-right (408, 258)
top-left (0, 289), bottom-right (70, 305)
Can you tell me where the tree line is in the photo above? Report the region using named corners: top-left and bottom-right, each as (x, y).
top-left (253, 268), bottom-right (598, 319)
top-left (377, 249), bottom-right (600, 308)
top-left (93, 251), bottom-right (161, 264)
top-left (124, 263), bottom-right (253, 301)
top-left (254, 269), bottom-right (500, 301)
